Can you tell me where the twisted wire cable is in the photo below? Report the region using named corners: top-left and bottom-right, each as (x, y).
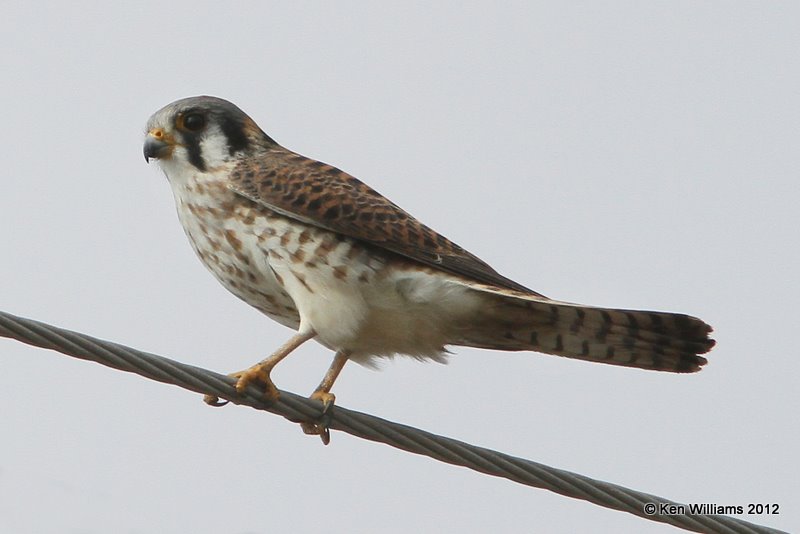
top-left (0, 310), bottom-right (785, 534)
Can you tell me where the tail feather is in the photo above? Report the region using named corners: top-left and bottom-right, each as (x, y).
top-left (454, 285), bottom-right (715, 373)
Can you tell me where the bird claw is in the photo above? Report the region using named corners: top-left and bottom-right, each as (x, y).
top-left (202, 364), bottom-right (336, 445)
top-left (301, 391), bottom-right (336, 445)
top-left (232, 365), bottom-right (280, 403)
top-left (201, 365), bottom-right (281, 406)
top-left (203, 394), bottom-right (229, 407)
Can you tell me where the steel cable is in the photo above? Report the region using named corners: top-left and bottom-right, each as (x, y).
top-left (0, 310), bottom-right (785, 534)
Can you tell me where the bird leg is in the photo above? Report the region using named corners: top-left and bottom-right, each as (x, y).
top-left (203, 329), bottom-right (316, 406)
top-left (301, 350), bottom-right (349, 444)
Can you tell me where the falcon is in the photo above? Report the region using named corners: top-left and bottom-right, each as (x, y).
top-left (143, 96), bottom-right (715, 440)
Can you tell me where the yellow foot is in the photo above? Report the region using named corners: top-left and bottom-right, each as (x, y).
top-left (301, 391), bottom-right (336, 445)
top-left (202, 364), bottom-right (280, 407)
top-left (233, 363), bottom-right (280, 402)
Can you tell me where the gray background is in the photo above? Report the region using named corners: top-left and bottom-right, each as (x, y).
top-left (1, 2), bottom-right (796, 533)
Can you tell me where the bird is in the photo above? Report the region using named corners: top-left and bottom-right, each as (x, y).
top-left (144, 95), bottom-right (715, 442)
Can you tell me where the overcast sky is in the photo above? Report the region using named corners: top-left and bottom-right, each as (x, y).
top-left (1, 2), bottom-right (796, 533)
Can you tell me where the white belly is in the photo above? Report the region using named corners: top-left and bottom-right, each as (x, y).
top-left (169, 172), bottom-right (484, 365)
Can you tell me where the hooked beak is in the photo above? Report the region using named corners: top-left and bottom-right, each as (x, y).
top-left (143, 129), bottom-right (172, 162)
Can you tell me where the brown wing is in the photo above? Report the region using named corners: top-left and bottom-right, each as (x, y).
top-left (227, 146), bottom-right (539, 295)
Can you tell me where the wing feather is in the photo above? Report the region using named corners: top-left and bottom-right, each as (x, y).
top-left (227, 147), bottom-right (539, 295)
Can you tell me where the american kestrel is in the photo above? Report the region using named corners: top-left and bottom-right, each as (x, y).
top-left (144, 96), bottom-right (714, 441)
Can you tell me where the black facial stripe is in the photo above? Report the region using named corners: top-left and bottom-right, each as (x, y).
top-left (184, 133), bottom-right (206, 171)
top-left (220, 116), bottom-right (250, 155)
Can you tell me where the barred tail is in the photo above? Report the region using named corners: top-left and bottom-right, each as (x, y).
top-left (457, 289), bottom-right (715, 373)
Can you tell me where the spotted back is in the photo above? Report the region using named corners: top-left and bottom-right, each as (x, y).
top-left (227, 147), bottom-right (540, 295)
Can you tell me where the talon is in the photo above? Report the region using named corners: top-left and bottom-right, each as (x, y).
top-left (300, 421), bottom-right (331, 445)
top-left (203, 394), bottom-right (229, 407)
top-left (300, 390), bottom-right (336, 445)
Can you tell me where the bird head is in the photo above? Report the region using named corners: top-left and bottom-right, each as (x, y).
top-left (144, 96), bottom-right (275, 175)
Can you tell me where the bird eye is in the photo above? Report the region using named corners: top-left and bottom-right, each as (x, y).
top-left (182, 112), bottom-right (206, 132)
